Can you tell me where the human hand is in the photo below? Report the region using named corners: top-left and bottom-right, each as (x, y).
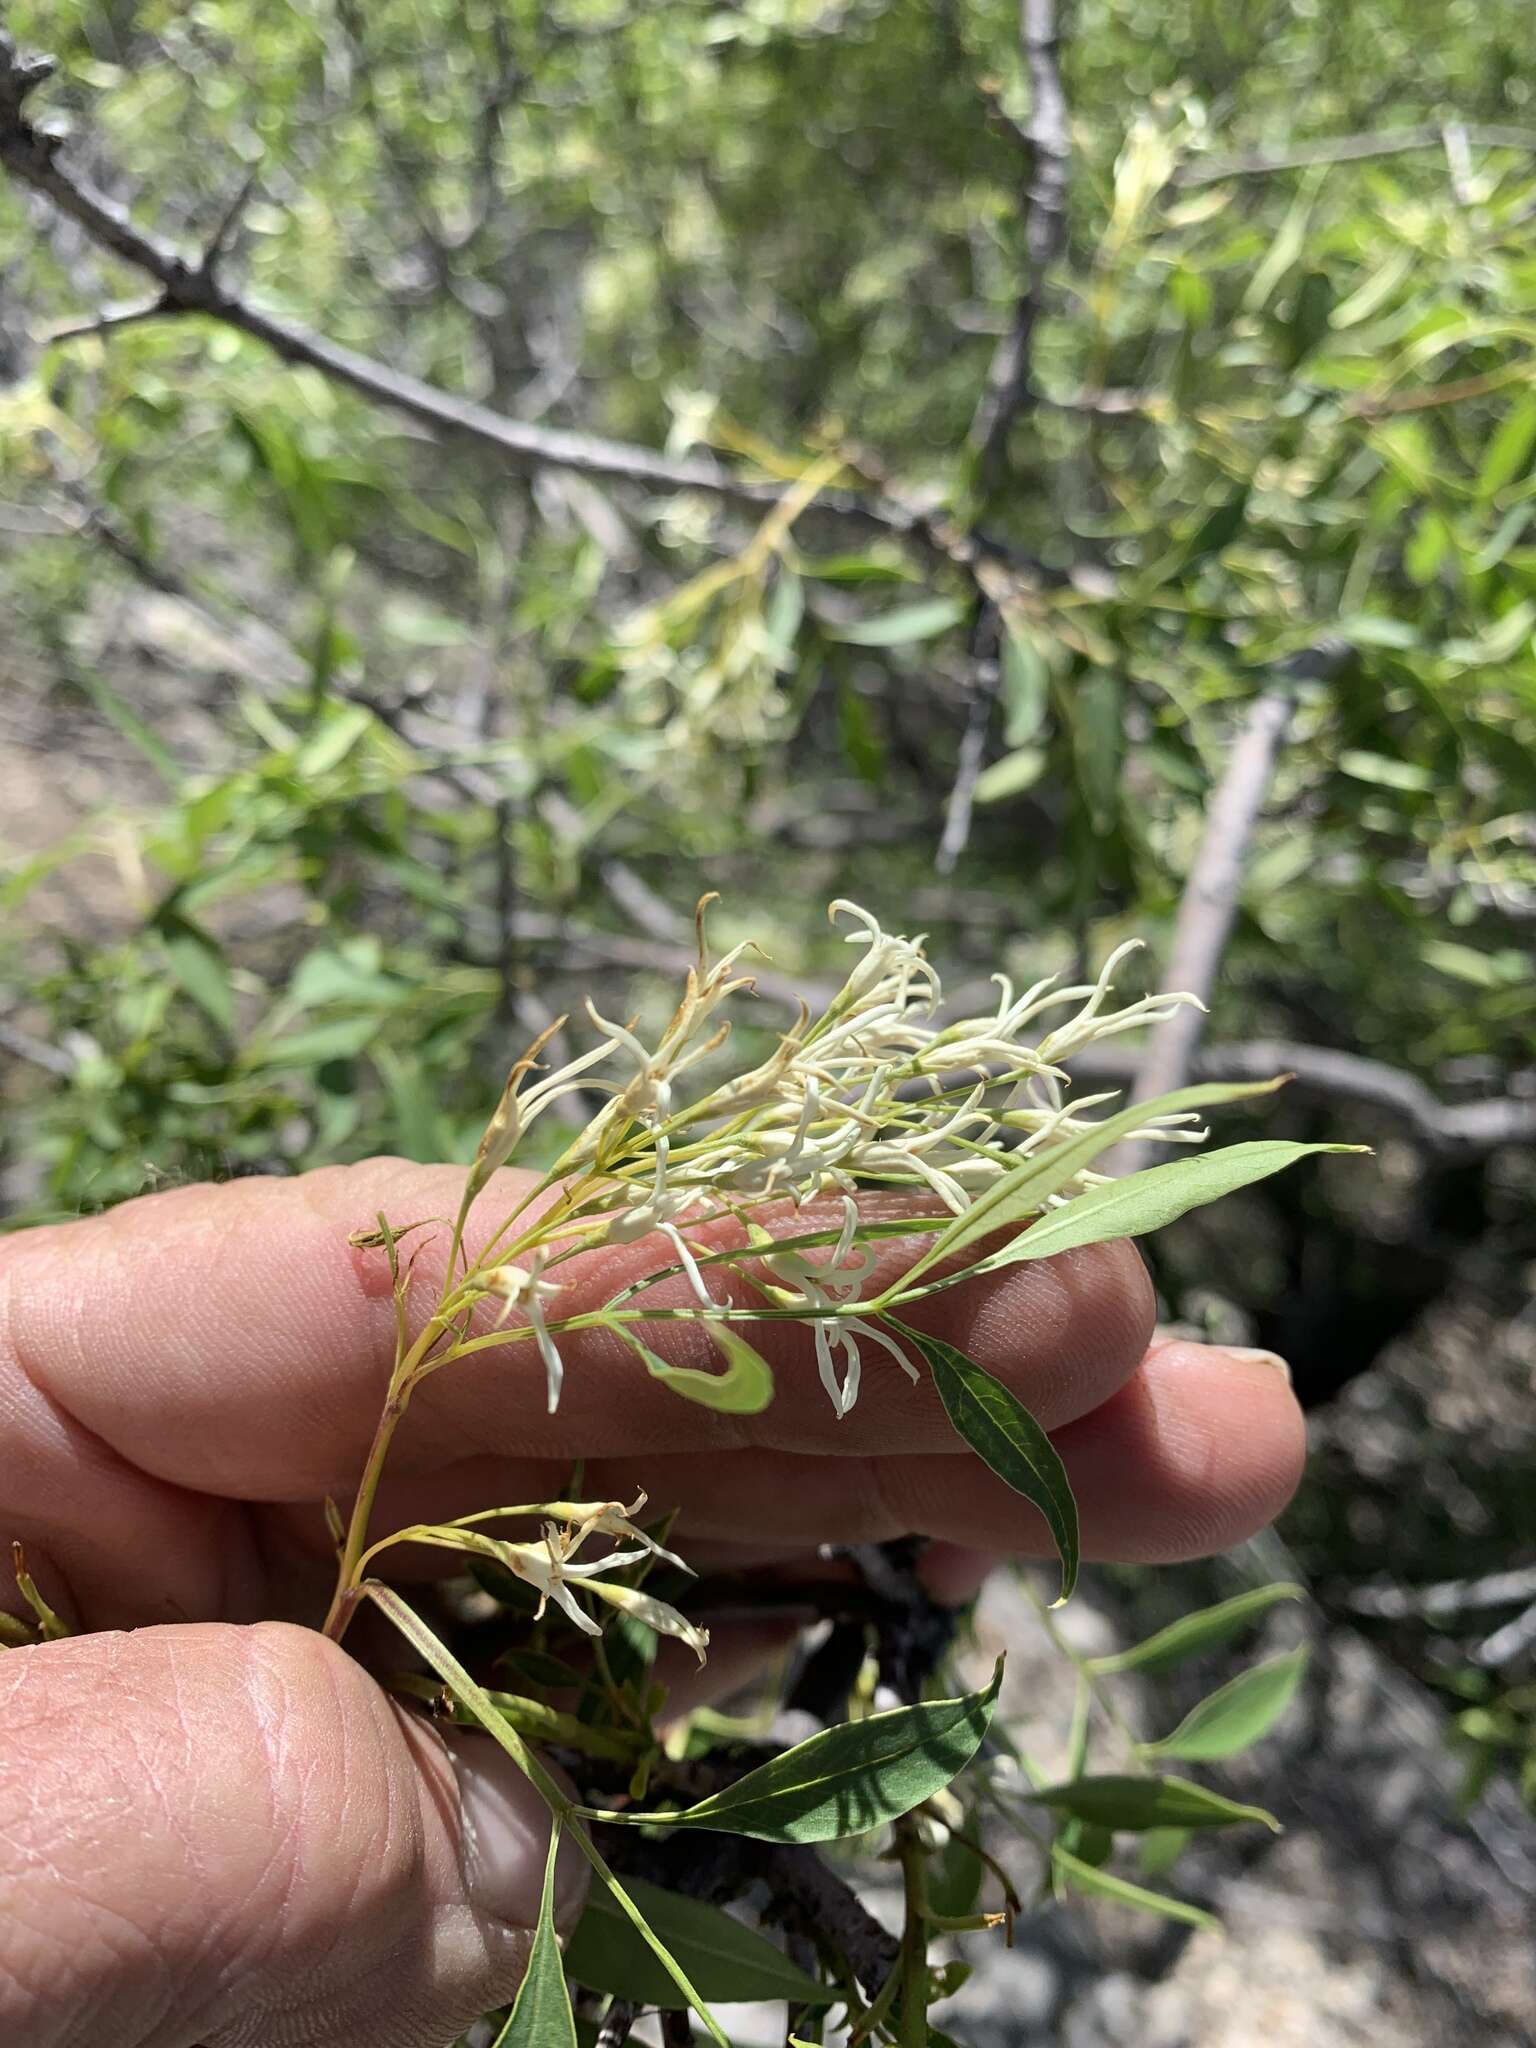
top-left (0, 1158), bottom-right (1303, 2048)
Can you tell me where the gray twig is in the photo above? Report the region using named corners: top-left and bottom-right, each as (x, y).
top-left (0, 32), bottom-right (1023, 575)
top-left (965, 0), bottom-right (1073, 485)
top-left (1065, 1039), bottom-right (1536, 1159)
top-left (1123, 640), bottom-right (1350, 1152)
top-left (1175, 121), bottom-right (1536, 187)
top-left (935, 605), bottom-right (1001, 874)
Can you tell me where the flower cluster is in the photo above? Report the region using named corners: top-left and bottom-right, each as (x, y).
top-left (453, 901), bottom-right (1200, 1418)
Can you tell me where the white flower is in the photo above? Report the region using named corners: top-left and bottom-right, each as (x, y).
top-left (483, 1256), bottom-right (567, 1411)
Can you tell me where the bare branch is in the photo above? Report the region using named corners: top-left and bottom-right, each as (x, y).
top-left (198, 158), bottom-right (262, 281)
top-left (935, 604), bottom-right (999, 874)
top-left (0, 33), bottom-right (1016, 572)
top-left (1123, 641), bottom-right (1351, 1149)
top-left (1066, 1039), bottom-right (1536, 1160)
top-left (0, 1017), bottom-right (76, 1078)
top-left (1175, 121), bottom-right (1536, 187)
top-left (45, 295), bottom-right (165, 344)
top-left (1342, 1565), bottom-right (1536, 1623)
top-left (965, 0), bottom-right (1073, 485)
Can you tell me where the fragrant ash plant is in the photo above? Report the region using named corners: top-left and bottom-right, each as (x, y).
top-left (214, 897), bottom-right (1347, 2048)
top-left (0, 899), bottom-right (1349, 2043)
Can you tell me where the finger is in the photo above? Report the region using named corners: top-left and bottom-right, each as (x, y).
top-left (0, 1621), bottom-right (582, 2048)
top-left (270, 1338), bottom-right (1303, 1570)
top-left (0, 1158), bottom-right (1151, 1554)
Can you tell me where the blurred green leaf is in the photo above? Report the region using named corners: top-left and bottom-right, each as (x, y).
top-left (1142, 1648), bottom-right (1310, 1762)
top-left (1088, 1585), bottom-right (1305, 1676)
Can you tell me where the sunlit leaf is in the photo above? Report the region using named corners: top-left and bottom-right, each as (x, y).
top-left (595, 1662), bottom-right (1003, 1842)
top-left (620, 1322), bottom-right (775, 1414)
top-left (1142, 1647), bottom-right (1310, 1761)
top-left (828, 597), bottom-right (967, 646)
top-left (996, 1143), bottom-right (1360, 1265)
top-left (1087, 1584), bottom-right (1305, 1676)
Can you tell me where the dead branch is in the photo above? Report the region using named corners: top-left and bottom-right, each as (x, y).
top-left (0, 32), bottom-right (1026, 578)
top-left (1067, 1040), bottom-right (1536, 1160)
top-left (965, 0), bottom-right (1074, 484)
top-left (1125, 641), bottom-right (1351, 1144)
top-left (1174, 121), bottom-right (1536, 186)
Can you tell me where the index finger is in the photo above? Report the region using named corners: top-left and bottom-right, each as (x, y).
top-left (0, 1155), bottom-right (1154, 1501)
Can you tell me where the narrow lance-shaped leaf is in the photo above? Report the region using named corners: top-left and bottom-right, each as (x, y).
top-left (1087, 1583), bottom-right (1304, 1676)
top-left (881, 1080), bottom-right (1287, 1296)
top-left (590, 1661), bottom-right (1003, 1843)
top-left (896, 1323), bottom-right (1078, 1605)
top-left (1031, 1774), bottom-right (1279, 1833)
top-left (1051, 1845), bottom-right (1217, 1932)
top-left (492, 1822), bottom-right (577, 2048)
top-left (365, 1584), bottom-right (729, 2047)
top-left (1141, 1647), bottom-right (1310, 1762)
top-left (563, 1876), bottom-right (833, 2006)
top-left (985, 1142), bottom-right (1365, 1270)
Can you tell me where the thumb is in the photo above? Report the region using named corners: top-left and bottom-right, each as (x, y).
top-left (0, 1621), bottom-right (585, 2048)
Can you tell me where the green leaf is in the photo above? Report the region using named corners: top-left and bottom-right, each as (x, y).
top-left (995, 1143), bottom-right (1360, 1265)
top-left (838, 676), bottom-right (888, 784)
top-left (599, 1662), bottom-right (1003, 1843)
top-left (492, 1823), bottom-right (577, 2048)
top-left (1087, 1584), bottom-right (1305, 1676)
top-left (829, 597), bottom-right (967, 647)
top-left (1477, 393), bottom-right (1536, 499)
top-left (1142, 1647), bottom-right (1309, 1762)
top-left (973, 746), bottom-right (1047, 805)
top-left (158, 915), bottom-right (235, 1034)
top-left (564, 1877), bottom-right (833, 2006)
top-left (1031, 1774), bottom-right (1279, 1833)
top-left (888, 1080), bottom-right (1287, 1289)
top-left (620, 1322), bottom-right (775, 1414)
top-left (296, 703), bottom-right (374, 778)
top-left (1000, 624), bottom-right (1050, 745)
top-left (1050, 1846), bottom-right (1217, 1931)
top-left (242, 1015), bottom-right (385, 1068)
top-left (1338, 749), bottom-right (1434, 793)
top-left (896, 1323), bottom-right (1078, 1605)
top-left (365, 1585), bottom-right (728, 2046)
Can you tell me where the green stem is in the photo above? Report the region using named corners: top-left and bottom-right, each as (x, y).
top-left (896, 1817), bottom-right (930, 2047)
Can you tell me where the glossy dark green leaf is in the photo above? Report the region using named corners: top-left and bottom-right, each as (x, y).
top-left (491, 1824), bottom-right (577, 2048)
top-left (1142, 1647), bottom-right (1310, 1761)
top-left (1032, 1774), bottom-right (1279, 1833)
top-left (1087, 1584), bottom-right (1304, 1676)
top-left (564, 1877), bottom-right (832, 2006)
top-left (600, 1662), bottom-right (1002, 1842)
top-left (896, 1323), bottom-right (1078, 1604)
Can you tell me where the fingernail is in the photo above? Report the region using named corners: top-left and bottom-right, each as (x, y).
top-left (1221, 1345), bottom-right (1292, 1386)
top-left (441, 1729), bottom-right (584, 1926)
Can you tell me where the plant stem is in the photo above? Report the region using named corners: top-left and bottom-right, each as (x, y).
top-left (895, 1817), bottom-right (930, 2047)
top-left (321, 1313), bottom-right (451, 1639)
